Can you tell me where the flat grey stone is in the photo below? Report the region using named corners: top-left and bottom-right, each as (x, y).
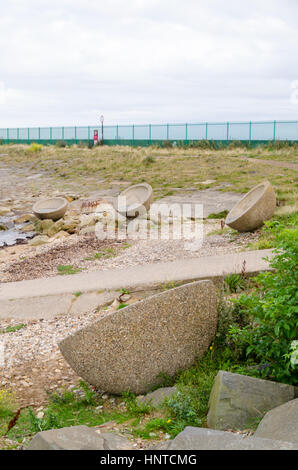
top-left (207, 371), bottom-right (296, 431)
top-left (100, 432), bottom-right (134, 450)
top-left (138, 387), bottom-right (178, 407)
top-left (149, 441), bottom-right (171, 450)
top-left (167, 427), bottom-right (298, 450)
top-left (254, 399), bottom-right (298, 444)
top-left (27, 426), bottom-right (133, 450)
top-left (59, 280), bottom-right (217, 395)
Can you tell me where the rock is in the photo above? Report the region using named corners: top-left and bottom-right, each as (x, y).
top-left (62, 217), bottom-right (79, 234)
top-left (79, 214), bottom-right (99, 229)
top-left (0, 207), bottom-right (11, 216)
top-left (59, 280), bottom-right (218, 395)
top-left (47, 219), bottom-right (65, 237)
top-left (50, 230), bottom-right (70, 240)
top-left (15, 214), bottom-right (36, 224)
top-left (111, 299), bottom-right (120, 309)
top-left (35, 219), bottom-right (55, 234)
top-left (27, 425), bottom-right (133, 450)
top-left (166, 427), bottom-right (298, 450)
top-left (98, 432), bottom-right (133, 450)
top-left (138, 387), bottom-right (178, 407)
top-left (79, 226), bottom-right (95, 236)
top-left (207, 371), bottom-right (297, 431)
top-left (254, 399), bottom-right (298, 444)
top-left (20, 224), bottom-right (35, 233)
top-left (29, 235), bottom-right (50, 246)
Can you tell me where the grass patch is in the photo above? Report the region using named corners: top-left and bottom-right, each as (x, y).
top-left (117, 303), bottom-right (129, 310)
top-left (85, 247), bottom-right (118, 261)
top-left (248, 211), bottom-right (298, 250)
top-left (73, 291), bottom-right (83, 298)
top-left (57, 265), bottom-right (82, 275)
top-left (0, 324), bottom-right (26, 334)
top-left (207, 210), bottom-right (229, 220)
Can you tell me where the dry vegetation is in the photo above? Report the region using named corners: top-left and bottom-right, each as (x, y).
top-left (0, 143), bottom-right (297, 206)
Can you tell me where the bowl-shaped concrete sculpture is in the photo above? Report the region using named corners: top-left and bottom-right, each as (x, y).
top-left (33, 197), bottom-right (68, 221)
top-left (59, 280), bottom-right (217, 395)
top-left (116, 183), bottom-right (153, 218)
top-left (225, 181), bottom-right (276, 232)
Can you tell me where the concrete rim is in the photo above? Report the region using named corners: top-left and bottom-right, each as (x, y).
top-left (116, 182), bottom-right (153, 217)
top-left (225, 181), bottom-right (271, 226)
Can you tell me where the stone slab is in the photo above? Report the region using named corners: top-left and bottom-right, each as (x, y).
top-left (207, 371), bottom-right (296, 431)
top-left (138, 387), bottom-right (178, 407)
top-left (27, 425), bottom-right (133, 450)
top-left (166, 427), bottom-right (298, 450)
top-left (59, 280), bottom-right (218, 394)
top-left (254, 399), bottom-right (298, 444)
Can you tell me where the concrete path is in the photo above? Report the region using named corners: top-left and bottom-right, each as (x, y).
top-left (0, 249), bottom-right (273, 320)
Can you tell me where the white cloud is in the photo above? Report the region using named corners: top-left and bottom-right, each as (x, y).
top-left (0, 0), bottom-right (298, 127)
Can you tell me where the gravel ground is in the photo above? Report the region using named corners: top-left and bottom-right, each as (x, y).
top-left (0, 306), bottom-right (118, 407)
top-left (0, 222), bottom-right (259, 282)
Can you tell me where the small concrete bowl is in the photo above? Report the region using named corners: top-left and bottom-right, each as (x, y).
top-left (116, 183), bottom-right (153, 218)
top-left (225, 181), bottom-right (276, 232)
top-left (33, 197), bottom-right (68, 221)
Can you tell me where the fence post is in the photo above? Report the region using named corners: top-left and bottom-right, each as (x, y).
top-left (7, 128), bottom-right (9, 142)
top-left (75, 126), bottom-right (77, 144)
top-left (116, 125), bottom-right (119, 144)
top-left (88, 126), bottom-right (90, 141)
top-left (167, 123), bottom-right (169, 141)
top-left (185, 123), bottom-right (188, 144)
top-left (227, 122), bottom-right (229, 144)
top-left (249, 121), bottom-right (252, 143)
top-left (38, 127), bottom-right (41, 143)
top-left (28, 128), bottom-right (30, 144)
top-left (62, 126), bottom-right (64, 141)
top-left (17, 128), bottom-right (19, 141)
top-left (132, 124), bottom-right (134, 145)
top-left (273, 120), bottom-right (276, 142)
top-left (205, 122), bottom-right (208, 140)
top-left (149, 124), bottom-right (151, 145)
top-left (50, 127), bottom-right (52, 144)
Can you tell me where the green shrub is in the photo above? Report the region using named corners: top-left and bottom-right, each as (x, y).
top-left (224, 273), bottom-right (245, 294)
top-left (27, 142), bottom-right (43, 153)
top-left (228, 229), bottom-right (298, 384)
top-left (166, 392), bottom-right (201, 426)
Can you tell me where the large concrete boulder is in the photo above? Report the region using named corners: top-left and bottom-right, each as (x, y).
top-left (27, 425), bottom-right (133, 450)
top-left (59, 280), bottom-right (217, 395)
top-left (166, 427), bottom-right (298, 450)
top-left (207, 371), bottom-right (296, 431)
top-left (226, 181), bottom-right (276, 232)
top-left (254, 399), bottom-right (298, 444)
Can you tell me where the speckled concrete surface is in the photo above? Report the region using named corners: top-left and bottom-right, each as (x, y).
top-left (59, 280), bottom-right (218, 394)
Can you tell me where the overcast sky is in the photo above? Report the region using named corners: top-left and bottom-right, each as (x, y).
top-left (1, 0), bottom-right (298, 127)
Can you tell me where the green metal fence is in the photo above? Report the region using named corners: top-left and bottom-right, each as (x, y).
top-left (1, 120), bottom-right (298, 146)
